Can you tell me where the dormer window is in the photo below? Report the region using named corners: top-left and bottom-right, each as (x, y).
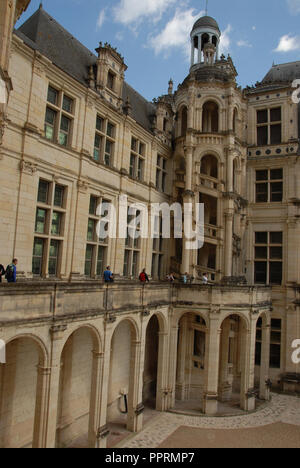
top-left (107, 71), bottom-right (115, 91)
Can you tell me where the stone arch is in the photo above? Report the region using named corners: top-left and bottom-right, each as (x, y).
top-left (0, 335), bottom-right (47, 448)
top-left (218, 311), bottom-right (250, 330)
top-left (202, 100), bottom-right (219, 133)
top-left (200, 153), bottom-right (219, 179)
top-left (107, 318), bottom-right (140, 434)
top-left (60, 323), bottom-right (102, 354)
top-left (178, 105), bottom-right (188, 137)
top-left (176, 311), bottom-right (208, 405)
top-left (56, 325), bottom-right (99, 448)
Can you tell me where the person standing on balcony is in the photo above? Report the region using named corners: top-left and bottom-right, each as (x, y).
top-left (5, 259), bottom-right (18, 283)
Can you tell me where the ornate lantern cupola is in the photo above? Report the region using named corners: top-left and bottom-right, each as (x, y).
top-left (190, 15), bottom-right (221, 68)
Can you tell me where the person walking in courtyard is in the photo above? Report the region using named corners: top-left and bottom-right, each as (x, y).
top-left (5, 259), bottom-right (18, 283)
top-left (103, 266), bottom-right (114, 283)
top-left (139, 268), bottom-right (150, 283)
top-left (0, 264), bottom-right (5, 283)
top-left (202, 272), bottom-right (208, 284)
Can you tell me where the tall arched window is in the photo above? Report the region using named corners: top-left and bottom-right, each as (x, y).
top-left (233, 108), bottom-right (238, 133)
top-left (181, 106), bottom-right (188, 137)
top-left (202, 101), bottom-right (219, 133)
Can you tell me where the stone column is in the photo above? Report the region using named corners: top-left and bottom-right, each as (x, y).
top-left (176, 316), bottom-right (188, 400)
top-left (44, 325), bottom-right (67, 448)
top-left (96, 324), bottom-right (113, 449)
top-left (32, 365), bottom-right (51, 448)
top-left (240, 319), bottom-right (257, 411)
top-left (127, 340), bottom-right (144, 433)
top-left (218, 319), bottom-right (232, 402)
top-left (259, 322), bottom-right (271, 400)
top-left (203, 318), bottom-right (221, 415)
top-left (224, 211), bottom-right (234, 277)
top-left (88, 351), bottom-right (104, 448)
top-left (156, 332), bottom-right (169, 411)
top-left (227, 150), bottom-right (234, 192)
top-left (167, 324), bottom-right (179, 409)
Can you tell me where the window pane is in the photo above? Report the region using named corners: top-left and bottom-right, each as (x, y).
top-left (257, 110), bottom-right (268, 124)
top-left (139, 142), bottom-right (145, 156)
top-left (96, 116), bottom-right (103, 132)
top-left (270, 107), bottom-right (281, 122)
top-left (45, 107), bottom-right (56, 125)
top-left (255, 262), bottom-right (267, 284)
top-left (60, 115), bottom-right (70, 132)
top-left (96, 246), bottom-right (106, 276)
top-left (89, 196), bottom-right (98, 215)
top-left (131, 138), bottom-right (137, 152)
top-left (257, 126), bottom-right (268, 145)
top-left (87, 219), bottom-right (95, 241)
top-left (256, 183), bottom-right (268, 203)
top-left (47, 86), bottom-right (58, 105)
top-left (130, 154), bottom-right (135, 177)
top-left (269, 262), bottom-right (282, 285)
top-left (137, 158), bottom-right (143, 181)
top-left (270, 169), bottom-right (283, 180)
top-left (270, 232), bottom-right (283, 244)
top-left (255, 247), bottom-right (268, 259)
top-left (123, 250), bottom-right (130, 276)
top-left (85, 245), bottom-right (93, 276)
top-left (51, 212), bottom-right (62, 236)
top-left (270, 247), bottom-right (282, 259)
top-left (256, 170), bottom-right (268, 181)
top-left (38, 180), bottom-right (49, 203)
top-left (255, 341), bottom-right (262, 366)
top-left (62, 95), bottom-right (73, 113)
top-left (270, 344), bottom-right (281, 368)
top-left (132, 251), bottom-right (138, 277)
top-left (35, 208), bottom-right (47, 234)
top-left (270, 182), bottom-right (283, 202)
top-left (54, 185), bottom-right (64, 207)
top-left (32, 238), bottom-right (44, 275)
top-left (107, 122), bottom-right (115, 138)
top-left (270, 124), bottom-right (281, 144)
top-left (255, 232), bottom-right (268, 244)
top-left (271, 319), bottom-right (282, 330)
top-left (49, 240), bottom-right (59, 276)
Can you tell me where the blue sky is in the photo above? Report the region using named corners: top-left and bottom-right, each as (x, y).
top-left (17, 0), bottom-right (300, 101)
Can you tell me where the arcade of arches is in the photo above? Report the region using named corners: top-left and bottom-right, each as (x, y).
top-left (0, 282), bottom-right (271, 448)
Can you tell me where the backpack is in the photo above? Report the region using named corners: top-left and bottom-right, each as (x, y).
top-left (5, 264), bottom-right (14, 281)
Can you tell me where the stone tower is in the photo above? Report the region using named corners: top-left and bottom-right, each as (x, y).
top-left (172, 15), bottom-right (248, 281)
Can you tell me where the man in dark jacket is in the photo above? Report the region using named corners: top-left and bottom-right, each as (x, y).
top-left (0, 264), bottom-right (5, 283)
top-left (6, 259), bottom-right (18, 283)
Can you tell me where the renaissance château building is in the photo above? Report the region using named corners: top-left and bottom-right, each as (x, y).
top-left (0, 0), bottom-right (299, 448)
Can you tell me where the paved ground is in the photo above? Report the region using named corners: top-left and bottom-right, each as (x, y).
top-left (117, 394), bottom-right (300, 449)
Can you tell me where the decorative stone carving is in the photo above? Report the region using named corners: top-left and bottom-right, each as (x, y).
top-left (20, 160), bottom-right (38, 175)
top-left (77, 179), bottom-right (89, 193)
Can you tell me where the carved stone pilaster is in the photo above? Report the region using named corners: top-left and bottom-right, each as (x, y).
top-left (77, 179), bottom-right (89, 193)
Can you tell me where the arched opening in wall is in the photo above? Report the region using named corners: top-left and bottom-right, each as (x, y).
top-left (212, 36), bottom-right (218, 47)
top-left (175, 313), bottom-right (207, 410)
top-left (107, 320), bottom-right (137, 444)
top-left (143, 315), bottom-right (159, 408)
top-left (218, 314), bottom-right (252, 412)
top-left (199, 193), bottom-right (218, 227)
top-left (0, 337), bottom-right (45, 448)
top-left (202, 101), bottom-right (219, 133)
top-left (200, 154), bottom-right (219, 179)
top-left (197, 243), bottom-right (217, 282)
top-left (180, 106), bottom-right (188, 137)
top-left (56, 327), bottom-right (96, 448)
top-left (201, 33), bottom-right (210, 51)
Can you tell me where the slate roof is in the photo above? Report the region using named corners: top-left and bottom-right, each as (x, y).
top-left (262, 61), bottom-right (300, 84)
top-left (15, 5), bottom-right (155, 132)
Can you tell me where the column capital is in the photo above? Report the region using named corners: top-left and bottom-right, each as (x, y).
top-left (50, 324), bottom-right (67, 340)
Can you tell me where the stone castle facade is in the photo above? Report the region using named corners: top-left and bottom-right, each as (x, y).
top-left (0, 2), bottom-right (299, 448)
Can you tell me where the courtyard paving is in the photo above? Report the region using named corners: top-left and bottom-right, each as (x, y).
top-left (117, 394), bottom-right (300, 448)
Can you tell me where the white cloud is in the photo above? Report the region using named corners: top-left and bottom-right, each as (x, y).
top-left (148, 8), bottom-right (204, 57)
top-left (219, 25), bottom-right (232, 54)
top-left (113, 0), bottom-right (177, 26)
top-left (287, 0), bottom-right (300, 15)
top-left (237, 39), bottom-right (252, 48)
top-left (274, 34), bottom-right (300, 52)
top-left (97, 9), bottom-right (106, 29)
top-left (252, 26), bottom-right (256, 31)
